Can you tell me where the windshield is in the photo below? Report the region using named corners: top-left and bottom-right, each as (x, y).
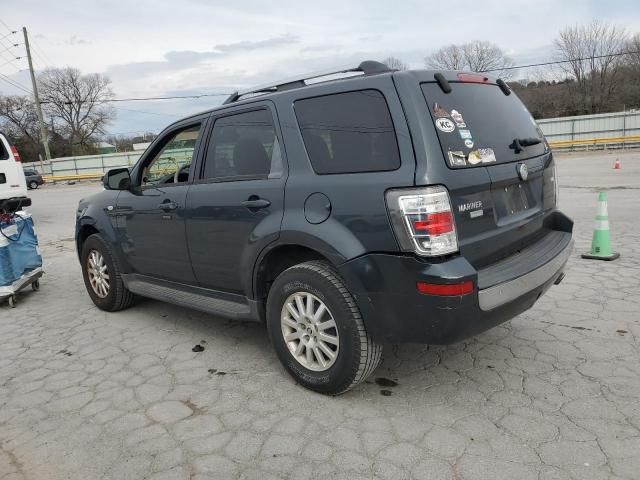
top-left (421, 82), bottom-right (546, 168)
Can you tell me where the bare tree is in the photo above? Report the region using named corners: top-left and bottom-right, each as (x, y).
top-left (425, 44), bottom-right (466, 70)
top-left (425, 41), bottom-right (514, 77)
top-left (0, 96), bottom-right (40, 148)
top-left (38, 67), bottom-right (115, 154)
top-left (627, 33), bottom-right (640, 69)
top-left (554, 21), bottom-right (628, 113)
top-left (381, 56), bottom-right (409, 71)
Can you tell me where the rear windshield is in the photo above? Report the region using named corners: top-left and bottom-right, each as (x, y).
top-left (421, 82), bottom-right (546, 168)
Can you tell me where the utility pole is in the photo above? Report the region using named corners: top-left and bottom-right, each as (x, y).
top-left (23, 26), bottom-right (51, 168)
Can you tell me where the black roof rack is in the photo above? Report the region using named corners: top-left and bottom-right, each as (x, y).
top-left (223, 60), bottom-right (392, 105)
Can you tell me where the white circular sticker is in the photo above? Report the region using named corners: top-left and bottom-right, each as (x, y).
top-left (464, 139), bottom-right (474, 149)
top-left (435, 118), bottom-right (455, 133)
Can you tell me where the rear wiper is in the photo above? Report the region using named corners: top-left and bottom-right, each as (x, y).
top-left (510, 137), bottom-right (542, 153)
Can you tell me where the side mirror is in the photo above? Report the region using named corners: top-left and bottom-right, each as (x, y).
top-left (103, 168), bottom-right (131, 190)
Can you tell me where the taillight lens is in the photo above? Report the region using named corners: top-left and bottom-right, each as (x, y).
top-left (417, 281), bottom-right (474, 296)
top-left (457, 73), bottom-right (489, 83)
top-left (10, 146), bottom-right (21, 162)
top-left (386, 186), bottom-right (459, 256)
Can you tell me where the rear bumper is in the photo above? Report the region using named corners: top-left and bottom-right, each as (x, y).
top-left (478, 238), bottom-right (572, 310)
top-left (338, 211), bottom-right (573, 344)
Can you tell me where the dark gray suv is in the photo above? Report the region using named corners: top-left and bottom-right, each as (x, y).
top-left (76, 61), bottom-right (573, 394)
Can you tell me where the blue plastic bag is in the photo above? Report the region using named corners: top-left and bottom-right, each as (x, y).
top-left (0, 214), bottom-right (42, 287)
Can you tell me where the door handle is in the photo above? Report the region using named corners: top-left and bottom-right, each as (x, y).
top-left (241, 198), bottom-right (271, 210)
top-left (158, 201), bottom-right (178, 211)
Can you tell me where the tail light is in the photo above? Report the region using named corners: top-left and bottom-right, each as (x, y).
top-left (385, 186), bottom-right (459, 256)
top-left (10, 146), bottom-right (21, 162)
top-left (457, 73), bottom-right (489, 84)
top-left (417, 281), bottom-right (474, 296)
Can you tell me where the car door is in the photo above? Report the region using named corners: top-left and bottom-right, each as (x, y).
top-left (185, 103), bottom-right (286, 294)
top-left (116, 120), bottom-right (205, 284)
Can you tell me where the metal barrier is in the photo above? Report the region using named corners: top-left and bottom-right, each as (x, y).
top-left (42, 173), bottom-right (103, 182)
top-left (549, 135), bottom-right (640, 151)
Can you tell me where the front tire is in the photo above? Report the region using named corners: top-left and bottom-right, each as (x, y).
top-left (28, 181), bottom-right (38, 189)
top-left (81, 234), bottom-right (134, 311)
top-left (266, 261), bottom-right (382, 395)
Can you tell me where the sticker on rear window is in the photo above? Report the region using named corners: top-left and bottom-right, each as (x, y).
top-left (450, 109), bottom-right (466, 127)
top-left (468, 148), bottom-right (496, 165)
top-left (468, 150), bottom-right (482, 165)
top-left (479, 148), bottom-right (496, 163)
top-left (435, 118), bottom-right (455, 133)
top-left (433, 103), bottom-right (450, 118)
top-left (447, 151), bottom-right (467, 167)
top-left (458, 129), bottom-right (472, 139)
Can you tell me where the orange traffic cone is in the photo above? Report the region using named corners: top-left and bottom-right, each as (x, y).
top-left (613, 158), bottom-right (621, 169)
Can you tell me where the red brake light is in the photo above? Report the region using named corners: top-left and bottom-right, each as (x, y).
top-left (417, 281), bottom-right (474, 296)
top-left (413, 211), bottom-right (454, 236)
top-left (457, 73), bottom-right (489, 84)
top-left (10, 146), bottom-right (21, 162)
top-left (385, 186), bottom-right (459, 256)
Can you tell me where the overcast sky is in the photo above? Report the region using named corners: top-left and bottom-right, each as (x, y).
top-left (2, 0), bottom-right (640, 136)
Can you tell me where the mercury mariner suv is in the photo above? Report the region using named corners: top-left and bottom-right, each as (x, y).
top-left (76, 61), bottom-right (573, 394)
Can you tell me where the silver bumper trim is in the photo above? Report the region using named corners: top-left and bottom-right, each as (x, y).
top-left (478, 239), bottom-right (573, 311)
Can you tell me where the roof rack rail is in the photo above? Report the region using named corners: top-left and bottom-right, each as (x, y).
top-left (223, 60), bottom-right (392, 105)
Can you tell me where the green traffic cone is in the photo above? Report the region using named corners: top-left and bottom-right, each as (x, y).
top-left (582, 192), bottom-right (620, 261)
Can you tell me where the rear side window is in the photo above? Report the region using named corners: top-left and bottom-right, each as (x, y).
top-left (202, 109), bottom-right (282, 180)
top-left (422, 83), bottom-right (546, 168)
top-left (295, 90), bottom-right (400, 174)
top-left (0, 139), bottom-right (8, 160)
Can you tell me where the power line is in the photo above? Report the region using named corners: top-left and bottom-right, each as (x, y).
top-left (0, 34), bottom-right (17, 52)
top-left (0, 42), bottom-right (22, 55)
top-left (481, 49), bottom-right (640, 72)
top-left (26, 44), bottom-right (47, 68)
top-left (0, 31), bottom-right (18, 42)
top-left (0, 57), bottom-right (24, 68)
top-left (40, 92), bottom-right (233, 105)
top-left (28, 37), bottom-right (54, 67)
top-left (0, 72), bottom-right (32, 94)
top-left (0, 46), bottom-right (23, 72)
top-left (0, 18), bottom-right (15, 32)
top-left (112, 106), bottom-right (181, 117)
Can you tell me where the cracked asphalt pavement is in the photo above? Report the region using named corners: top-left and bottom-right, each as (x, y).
top-left (1, 151), bottom-right (639, 479)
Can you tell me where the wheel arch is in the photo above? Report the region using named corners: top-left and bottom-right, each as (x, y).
top-left (252, 243), bottom-right (333, 305)
top-left (76, 222), bottom-right (100, 259)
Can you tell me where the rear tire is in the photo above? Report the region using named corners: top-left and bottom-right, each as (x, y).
top-left (266, 260), bottom-right (382, 395)
top-left (28, 181), bottom-right (38, 189)
top-left (81, 234), bottom-right (134, 311)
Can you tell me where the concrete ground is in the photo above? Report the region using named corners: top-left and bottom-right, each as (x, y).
top-left (0, 150), bottom-right (638, 480)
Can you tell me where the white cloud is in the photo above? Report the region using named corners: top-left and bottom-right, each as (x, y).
top-left (1, 0), bottom-right (639, 134)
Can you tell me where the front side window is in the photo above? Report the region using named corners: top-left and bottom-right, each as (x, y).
top-left (142, 124), bottom-right (201, 186)
top-left (202, 109), bottom-right (282, 180)
top-left (294, 89), bottom-right (400, 174)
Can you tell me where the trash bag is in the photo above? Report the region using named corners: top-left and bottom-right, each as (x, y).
top-left (0, 214), bottom-right (42, 287)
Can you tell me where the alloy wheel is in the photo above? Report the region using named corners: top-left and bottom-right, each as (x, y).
top-left (87, 250), bottom-right (110, 298)
top-left (280, 292), bottom-right (340, 371)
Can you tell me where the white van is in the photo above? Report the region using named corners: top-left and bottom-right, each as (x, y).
top-left (0, 133), bottom-right (28, 206)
